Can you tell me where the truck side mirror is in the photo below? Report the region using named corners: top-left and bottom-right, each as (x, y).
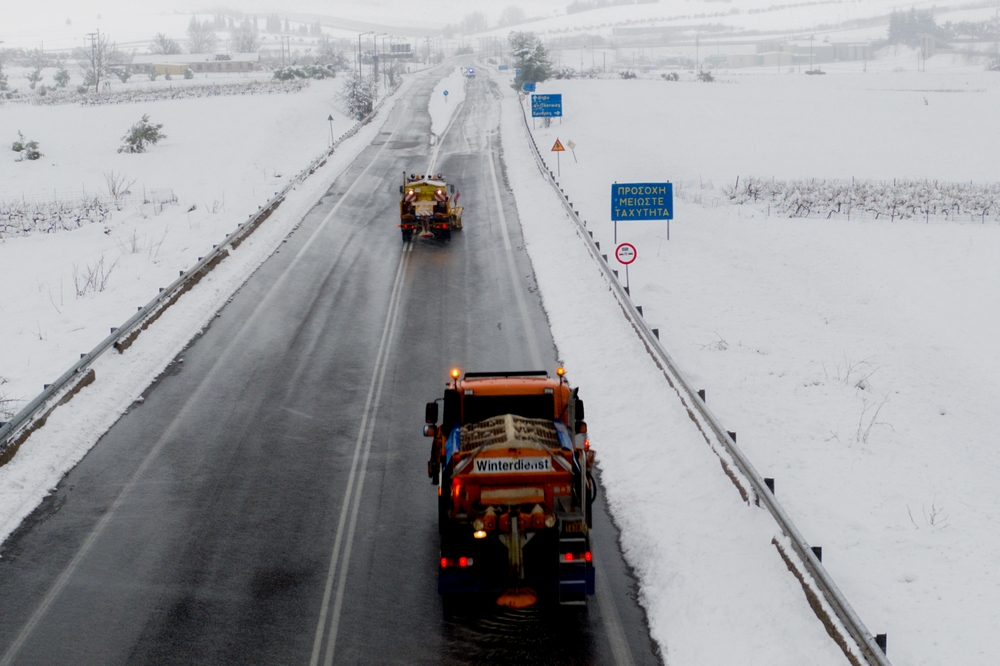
top-left (575, 421), bottom-right (587, 434)
top-left (425, 402), bottom-right (439, 424)
top-left (399, 185), bottom-right (404, 193)
top-left (423, 424), bottom-right (438, 437)
top-left (575, 398), bottom-right (585, 421)
top-left (449, 184), bottom-right (454, 194)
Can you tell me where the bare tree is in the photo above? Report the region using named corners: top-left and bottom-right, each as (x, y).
top-left (78, 30), bottom-right (116, 92)
top-left (150, 33), bottom-right (182, 55)
top-left (229, 23), bottom-right (260, 53)
top-left (384, 58), bottom-right (404, 88)
top-left (187, 16), bottom-right (217, 54)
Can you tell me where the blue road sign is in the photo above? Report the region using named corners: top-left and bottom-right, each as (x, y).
top-left (515, 68), bottom-right (522, 77)
top-left (443, 90), bottom-right (449, 96)
top-left (531, 93), bottom-right (562, 118)
top-left (611, 183), bottom-right (673, 221)
top-left (498, 64), bottom-right (509, 71)
top-left (521, 82), bottom-right (536, 92)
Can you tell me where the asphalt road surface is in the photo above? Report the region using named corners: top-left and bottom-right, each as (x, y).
top-left (0, 65), bottom-right (661, 666)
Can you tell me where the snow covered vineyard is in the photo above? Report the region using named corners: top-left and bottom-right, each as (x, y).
top-left (0, 78), bottom-right (310, 108)
top-left (725, 177), bottom-right (1000, 223)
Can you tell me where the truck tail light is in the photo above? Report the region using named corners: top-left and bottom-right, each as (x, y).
top-left (440, 557), bottom-right (475, 568)
top-left (561, 552), bottom-right (592, 563)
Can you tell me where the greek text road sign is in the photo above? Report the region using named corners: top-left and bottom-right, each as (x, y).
top-left (615, 243), bottom-right (637, 265)
top-left (611, 183), bottom-right (673, 221)
top-left (551, 139), bottom-right (565, 152)
top-left (531, 93), bottom-right (562, 117)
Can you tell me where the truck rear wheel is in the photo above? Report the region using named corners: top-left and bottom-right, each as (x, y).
top-left (401, 229), bottom-right (413, 243)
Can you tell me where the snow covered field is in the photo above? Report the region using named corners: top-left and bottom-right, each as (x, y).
top-left (501, 58), bottom-right (1000, 664)
top-left (0, 78), bottom-right (352, 417)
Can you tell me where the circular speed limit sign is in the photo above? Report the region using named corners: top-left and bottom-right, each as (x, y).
top-left (615, 243), bottom-right (637, 265)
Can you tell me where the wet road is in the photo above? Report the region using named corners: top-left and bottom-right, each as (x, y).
top-left (0, 65), bottom-right (661, 666)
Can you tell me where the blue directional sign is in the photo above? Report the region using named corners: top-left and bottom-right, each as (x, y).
top-left (611, 183), bottom-right (673, 220)
top-left (531, 93), bottom-right (562, 118)
top-left (521, 82), bottom-right (536, 93)
top-left (498, 64), bottom-right (509, 71)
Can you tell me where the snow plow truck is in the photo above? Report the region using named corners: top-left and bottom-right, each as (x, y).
top-left (423, 368), bottom-right (596, 608)
top-left (399, 172), bottom-right (463, 242)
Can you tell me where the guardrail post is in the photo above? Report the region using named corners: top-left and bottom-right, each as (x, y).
top-left (764, 477), bottom-right (775, 494)
top-left (811, 546), bottom-right (822, 562)
top-left (697, 389), bottom-right (706, 402)
top-left (876, 634), bottom-right (887, 654)
top-left (727, 431), bottom-right (737, 442)
top-left (652, 328), bottom-right (659, 339)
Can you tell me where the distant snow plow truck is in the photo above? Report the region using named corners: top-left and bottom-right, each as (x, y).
top-left (399, 172), bottom-right (463, 242)
top-left (423, 368), bottom-right (596, 608)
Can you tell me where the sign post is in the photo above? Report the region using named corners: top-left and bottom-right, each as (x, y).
top-left (551, 138), bottom-right (565, 177)
top-left (610, 182), bottom-right (674, 242)
top-left (615, 242), bottom-right (637, 294)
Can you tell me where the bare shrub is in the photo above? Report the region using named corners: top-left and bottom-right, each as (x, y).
top-left (73, 254), bottom-right (119, 296)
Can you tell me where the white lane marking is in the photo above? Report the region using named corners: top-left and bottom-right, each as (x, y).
top-left (294, 99), bottom-right (408, 265)
top-left (426, 100), bottom-right (464, 176)
top-left (309, 242), bottom-right (412, 666)
top-left (595, 557), bottom-right (638, 666)
top-left (486, 117), bottom-right (544, 370)
top-left (0, 101), bottom-right (411, 666)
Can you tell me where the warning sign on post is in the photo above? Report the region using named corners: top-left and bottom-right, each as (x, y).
top-left (551, 139), bottom-right (565, 152)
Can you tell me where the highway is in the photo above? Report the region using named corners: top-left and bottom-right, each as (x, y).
top-left (0, 66), bottom-right (660, 665)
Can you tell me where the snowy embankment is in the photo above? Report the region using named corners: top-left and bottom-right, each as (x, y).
top-left (0, 76), bottom-right (411, 543)
top-left (428, 67), bottom-right (468, 138)
top-left (504, 65), bottom-right (1000, 665)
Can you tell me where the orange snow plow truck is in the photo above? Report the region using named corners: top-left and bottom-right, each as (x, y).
top-left (423, 369), bottom-right (596, 607)
top-left (398, 171), bottom-right (463, 242)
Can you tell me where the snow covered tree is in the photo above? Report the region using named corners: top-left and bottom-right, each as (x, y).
top-left (150, 33), bottom-right (182, 55)
top-left (187, 16), bottom-right (217, 54)
top-left (54, 67), bottom-right (70, 87)
top-left (12, 131), bottom-right (42, 161)
top-left (498, 6), bottom-right (527, 27)
top-left (118, 115), bottom-right (166, 154)
top-left (462, 12), bottom-right (489, 33)
top-left (230, 22), bottom-right (260, 53)
top-left (340, 70), bottom-right (376, 120)
top-left (316, 37), bottom-right (350, 70)
top-left (509, 31), bottom-right (553, 89)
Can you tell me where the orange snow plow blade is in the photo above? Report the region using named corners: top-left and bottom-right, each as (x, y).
top-left (496, 587), bottom-right (538, 609)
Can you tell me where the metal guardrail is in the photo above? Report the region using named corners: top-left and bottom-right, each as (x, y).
top-left (514, 99), bottom-right (891, 666)
top-left (0, 83), bottom-right (401, 468)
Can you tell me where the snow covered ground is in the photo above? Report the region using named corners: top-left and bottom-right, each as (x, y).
top-left (498, 55), bottom-right (1000, 665)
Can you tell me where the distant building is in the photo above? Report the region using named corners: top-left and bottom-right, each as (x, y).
top-left (130, 53), bottom-right (260, 75)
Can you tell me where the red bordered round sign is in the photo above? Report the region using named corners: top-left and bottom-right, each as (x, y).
top-left (615, 243), bottom-right (637, 265)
